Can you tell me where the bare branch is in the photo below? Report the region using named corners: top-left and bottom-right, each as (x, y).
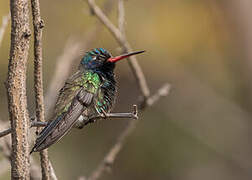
top-left (75, 105), bottom-right (138, 128)
top-left (88, 121), bottom-right (138, 180)
top-left (31, 0), bottom-right (45, 124)
top-left (78, 176), bottom-right (87, 180)
top-left (118, 0), bottom-right (125, 35)
top-left (0, 121), bottom-right (47, 138)
top-left (88, 85), bottom-right (170, 180)
top-left (31, 0), bottom-right (51, 179)
top-left (31, 121), bottom-right (47, 127)
top-left (6, 0), bottom-right (31, 178)
top-left (0, 128), bottom-right (11, 138)
top-left (141, 83), bottom-right (171, 109)
top-left (49, 161), bottom-right (58, 180)
top-left (0, 13), bottom-right (10, 47)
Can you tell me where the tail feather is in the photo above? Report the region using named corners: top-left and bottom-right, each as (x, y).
top-left (30, 99), bottom-right (84, 153)
top-left (30, 114), bottom-right (64, 154)
top-left (30, 89), bottom-right (94, 153)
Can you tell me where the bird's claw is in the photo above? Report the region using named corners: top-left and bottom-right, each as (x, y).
top-left (101, 108), bottom-right (108, 119)
top-left (132, 104), bottom-right (138, 120)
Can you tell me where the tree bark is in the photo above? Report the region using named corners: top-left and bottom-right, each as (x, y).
top-left (6, 0), bottom-right (31, 179)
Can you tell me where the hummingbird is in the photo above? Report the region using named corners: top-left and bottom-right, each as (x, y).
top-left (30, 48), bottom-right (144, 153)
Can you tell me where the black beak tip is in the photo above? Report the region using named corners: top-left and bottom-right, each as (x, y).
top-left (138, 50), bottom-right (145, 54)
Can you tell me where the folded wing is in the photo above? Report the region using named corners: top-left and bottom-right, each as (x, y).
top-left (31, 70), bottom-right (96, 153)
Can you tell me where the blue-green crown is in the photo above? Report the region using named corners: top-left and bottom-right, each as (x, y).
top-left (81, 48), bottom-right (111, 68)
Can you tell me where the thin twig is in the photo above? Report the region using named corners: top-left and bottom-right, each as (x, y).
top-left (0, 128), bottom-right (11, 138)
top-left (75, 105), bottom-right (138, 128)
top-left (0, 121), bottom-right (48, 138)
top-left (87, 85), bottom-right (171, 180)
top-left (0, 13), bottom-right (10, 47)
top-left (49, 161), bottom-right (58, 180)
top-left (141, 83), bottom-right (171, 109)
top-left (31, 0), bottom-right (45, 126)
top-left (31, 0), bottom-right (51, 179)
top-left (145, 84), bottom-right (171, 106)
top-left (118, 0), bottom-right (125, 35)
top-left (88, 121), bottom-right (138, 180)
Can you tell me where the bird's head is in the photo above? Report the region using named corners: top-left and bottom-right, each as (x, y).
top-left (80, 48), bottom-right (145, 71)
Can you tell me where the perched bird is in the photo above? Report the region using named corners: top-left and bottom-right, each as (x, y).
top-left (30, 48), bottom-right (144, 153)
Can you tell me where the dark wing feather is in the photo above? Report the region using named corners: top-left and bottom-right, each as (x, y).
top-left (31, 70), bottom-right (97, 153)
top-left (31, 89), bottom-right (93, 153)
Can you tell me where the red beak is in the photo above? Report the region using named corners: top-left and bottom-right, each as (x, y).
top-left (107, 50), bottom-right (145, 63)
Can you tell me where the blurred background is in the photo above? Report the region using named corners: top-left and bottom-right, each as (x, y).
top-left (1, 0), bottom-right (252, 179)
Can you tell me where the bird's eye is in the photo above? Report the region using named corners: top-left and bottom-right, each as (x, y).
top-left (96, 55), bottom-right (106, 61)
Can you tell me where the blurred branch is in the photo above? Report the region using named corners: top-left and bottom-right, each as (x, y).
top-left (85, 1), bottom-right (170, 179)
top-left (219, 0), bottom-right (252, 112)
top-left (118, 0), bottom-right (125, 35)
top-left (48, 161), bottom-right (58, 180)
top-left (88, 85), bottom-right (171, 180)
top-left (142, 83), bottom-right (171, 109)
top-left (6, 0), bottom-right (31, 178)
top-left (0, 13), bottom-right (10, 47)
top-left (44, 38), bottom-right (83, 115)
